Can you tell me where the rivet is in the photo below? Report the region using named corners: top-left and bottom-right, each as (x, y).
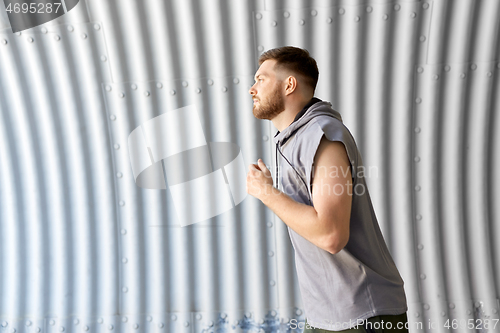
top-left (122, 257), bottom-right (128, 263)
top-left (415, 185), bottom-right (421, 192)
top-left (339, 8), bottom-right (345, 15)
top-left (433, 74), bottom-right (439, 80)
top-left (83, 326), bottom-right (89, 332)
top-left (105, 85), bottom-right (112, 92)
top-left (233, 78), bottom-right (239, 84)
top-left (170, 89), bottom-right (176, 95)
top-left (444, 65), bottom-right (451, 71)
top-left (157, 82), bottom-right (163, 89)
top-left (394, 4), bottom-right (400, 11)
top-left (311, 10), bottom-right (317, 16)
top-left (441, 311), bottom-right (446, 317)
top-left (147, 316), bottom-right (152, 322)
top-left (50, 320), bottom-right (56, 326)
top-left (144, 91), bottom-right (150, 97)
top-left (296, 309), bottom-right (302, 315)
top-left (270, 280), bottom-right (276, 286)
top-left (283, 11), bottom-right (290, 18)
top-left (54, 35), bottom-right (61, 41)
top-left (414, 156), bottom-right (420, 162)
top-left (383, 14), bottom-right (389, 20)
top-left (271, 21), bottom-right (277, 27)
top-left (493, 309), bottom-right (498, 314)
top-left (27, 37), bottom-right (34, 43)
top-left (114, 143), bottom-right (120, 150)
top-left (94, 24), bottom-right (101, 30)
top-left (122, 286), bottom-right (128, 293)
top-left (245, 312), bottom-right (251, 318)
top-left (470, 63), bottom-right (477, 70)
top-left (271, 310), bottom-right (277, 317)
top-left (41, 27), bottom-right (48, 34)
top-left (119, 200), bottom-right (125, 206)
top-left (255, 13), bottom-right (262, 20)
top-left (1, 39), bottom-right (7, 45)
top-left (131, 84), bottom-right (137, 90)
top-left (98, 318), bottom-right (104, 324)
top-left (171, 315), bottom-right (177, 321)
top-left (257, 45), bottom-right (264, 52)
top-left (207, 79), bottom-right (214, 86)
top-left (417, 244), bottom-right (424, 250)
top-left (416, 214), bottom-right (422, 220)
top-left (267, 221), bottom-right (273, 228)
top-left (423, 304), bottom-right (430, 310)
top-left (184, 322), bottom-right (189, 327)
top-left (420, 273), bottom-right (426, 279)
top-left (415, 312), bottom-right (420, 318)
top-left (411, 12), bottom-right (417, 18)
top-left (195, 88), bottom-right (201, 94)
top-left (182, 81), bottom-right (188, 87)
top-left (121, 228), bottom-right (127, 235)
top-left (221, 313), bottom-right (227, 319)
top-left (222, 86), bottom-right (228, 92)
top-left (475, 301), bottom-right (481, 307)
top-left (415, 97), bottom-right (422, 104)
top-left (460, 73), bottom-right (466, 79)
top-left (419, 36), bottom-right (426, 42)
top-left (366, 6), bottom-right (373, 12)
top-left (423, 2), bottom-right (429, 9)
top-left (81, 33), bottom-right (87, 39)
top-left (299, 19), bottom-right (305, 25)
top-left (100, 55), bottom-right (107, 62)
top-left (414, 127), bottom-right (421, 133)
top-left (36, 328), bottom-right (41, 333)
top-left (262, 135), bottom-right (269, 141)
top-left (467, 310), bottom-right (471, 315)
top-left (326, 17), bottom-right (332, 23)
top-left (133, 324), bottom-right (139, 329)
top-left (1, 322), bottom-right (7, 328)
top-left (259, 319), bottom-right (264, 324)
top-left (108, 324), bottom-right (113, 330)
top-left (209, 321), bottom-right (214, 327)
top-left (109, 114), bottom-right (116, 121)
top-left (449, 303), bottom-right (455, 309)
top-left (67, 26), bottom-right (74, 32)
top-left (118, 92), bottom-right (124, 98)
top-left (11, 329), bottom-right (16, 333)
top-left (26, 321), bottom-right (32, 327)
top-left (487, 72), bottom-right (492, 77)
top-left (354, 16), bottom-right (360, 22)
top-left (268, 251), bottom-right (274, 257)
top-left (59, 327), bottom-right (65, 332)
top-left (74, 319), bottom-right (79, 325)
top-left (158, 323), bottom-right (164, 328)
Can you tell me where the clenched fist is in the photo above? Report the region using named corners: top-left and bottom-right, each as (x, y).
top-left (246, 159), bottom-right (275, 201)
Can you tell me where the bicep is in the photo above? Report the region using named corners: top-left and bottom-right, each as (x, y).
top-left (311, 136), bottom-right (353, 237)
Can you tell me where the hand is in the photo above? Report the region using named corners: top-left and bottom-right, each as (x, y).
top-left (247, 159), bottom-right (274, 201)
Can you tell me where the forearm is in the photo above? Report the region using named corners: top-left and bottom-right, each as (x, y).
top-left (260, 185), bottom-right (334, 252)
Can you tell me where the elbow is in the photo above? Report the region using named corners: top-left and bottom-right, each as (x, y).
top-left (325, 230), bottom-right (350, 255)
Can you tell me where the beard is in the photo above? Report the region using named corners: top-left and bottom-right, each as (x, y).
top-left (252, 82), bottom-right (285, 120)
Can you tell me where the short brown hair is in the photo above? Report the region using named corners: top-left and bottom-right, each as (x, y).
top-left (258, 46), bottom-right (319, 92)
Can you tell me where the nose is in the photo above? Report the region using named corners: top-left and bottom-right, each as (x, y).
top-left (249, 83), bottom-right (257, 96)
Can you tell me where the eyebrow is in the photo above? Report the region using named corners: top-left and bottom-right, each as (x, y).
top-left (254, 74), bottom-right (266, 81)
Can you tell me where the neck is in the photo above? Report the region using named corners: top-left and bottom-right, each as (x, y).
top-left (271, 98), bottom-right (311, 132)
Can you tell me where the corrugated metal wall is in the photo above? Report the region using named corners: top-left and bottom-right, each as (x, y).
top-left (0, 0), bottom-right (499, 332)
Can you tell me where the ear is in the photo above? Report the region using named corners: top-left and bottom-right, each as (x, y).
top-left (284, 76), bottom-right (298, 96)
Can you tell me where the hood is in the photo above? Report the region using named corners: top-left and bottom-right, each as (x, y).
top-left (273, 101), bottom-right (343, 146)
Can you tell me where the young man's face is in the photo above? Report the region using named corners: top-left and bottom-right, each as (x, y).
top-left (249, 59), bottom-right (285, 120)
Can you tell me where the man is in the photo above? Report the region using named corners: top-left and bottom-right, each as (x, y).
top-left (246, 46), bottom-right (408, 333)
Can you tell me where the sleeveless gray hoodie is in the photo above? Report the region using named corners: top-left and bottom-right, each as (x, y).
top-left (273, 99), bottom-right (407, 331)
